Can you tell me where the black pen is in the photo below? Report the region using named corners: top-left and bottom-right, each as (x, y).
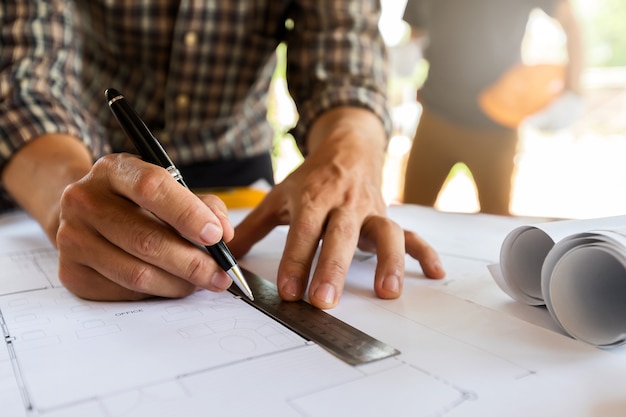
top-left (105, 88), bottom-right (254, 301)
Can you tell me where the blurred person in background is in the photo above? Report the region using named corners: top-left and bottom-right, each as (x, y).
top-left (401, 0), bottom-right (584, 215)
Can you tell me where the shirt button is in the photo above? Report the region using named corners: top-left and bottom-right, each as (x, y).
top-left (175, 94), bottom-right (189, 108)
top-left (184, 32), bottom-right (198, 47)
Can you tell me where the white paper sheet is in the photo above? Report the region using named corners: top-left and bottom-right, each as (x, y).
top-left (1, 207), bottom-right (626, 417)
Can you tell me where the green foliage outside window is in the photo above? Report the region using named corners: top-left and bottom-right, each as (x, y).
top-left (574, 0), bottom-right (626, 67)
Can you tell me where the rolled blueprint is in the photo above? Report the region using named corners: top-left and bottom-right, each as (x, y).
top-left (492, 215), bottom-right (626, 347)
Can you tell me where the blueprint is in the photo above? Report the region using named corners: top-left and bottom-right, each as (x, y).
top-left (0, 243), bottom-right (468, 417)
top-left (2, 209), bottom-right (626, 417)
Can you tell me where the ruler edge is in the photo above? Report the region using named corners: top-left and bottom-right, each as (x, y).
top-left (228, 268), bottom-right (400, 366)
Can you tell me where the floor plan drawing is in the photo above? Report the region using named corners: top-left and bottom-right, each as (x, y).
top-left (0, 247), bottom-right (471, 417)
top-left (2, 210), bottom-right (626, 417)
top-left (0, 248), bottom-right (60, 296)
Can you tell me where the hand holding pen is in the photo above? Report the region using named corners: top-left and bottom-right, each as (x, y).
top-left (51, 96), bottom-right (251, 301)
top-left (105, 88), bottom-right (253, 300)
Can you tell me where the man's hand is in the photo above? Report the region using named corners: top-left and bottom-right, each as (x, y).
top-left (55, 153), bottom-right (236, 300)
top-left (2, 134), bottom-right (239, 301)
top-left (230, 107), bottom-right (445, 309)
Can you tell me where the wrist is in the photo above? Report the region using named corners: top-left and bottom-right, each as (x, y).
top-left (305, 106), bottom-right (387, 156)
top-left (2, 134), bottom-right (92, 245)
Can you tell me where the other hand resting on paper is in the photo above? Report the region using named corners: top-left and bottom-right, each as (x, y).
top-left (2, 110), bottom-right (445, 308)
top-left (229, 107), bottom-right (445, 308)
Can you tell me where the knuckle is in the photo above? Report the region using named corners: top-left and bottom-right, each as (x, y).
top-left (321, 258), bottom-right (349, 278)
top-left (292, 218), bottom-right (321, 237)
top-left (93, 153), bottom-right (118, 170)
top-left (330, 218), bottom-right (359, 239)
top-left (387, 217), bottom-right (403, 231)
top-left (287, 256), bottom-right (310, 271)
top-left (129, 165), bottom-right (167, 199)
top-left (385, 252), bottom-right (406, 268)
top-left (56, 221), bottom-right (83, 253)
top-left (181, 252), bottom-right (208, 285)
top-left (281, 255), bottom-right (312, 278)
top-left (91, 153), bottom-right (125, 182)
top-left (173, 202), bottom-right (206, 228)
top-left (131, 227), bottom-right (166, 259)
top-left (60, 181), bottom-right (93, 213)
top-left (126, 263), bottom-right (154, 292)
top-left (364, 215), bottom-right (399, 235)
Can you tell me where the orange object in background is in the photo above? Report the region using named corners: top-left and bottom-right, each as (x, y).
top-left (478, 64), bottom-right (566, 128)
top-left (193, 187), bottom-right (268, 209)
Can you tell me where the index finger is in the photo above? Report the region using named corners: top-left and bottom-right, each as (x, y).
top-left (101, 154), bottom-right (226, 246)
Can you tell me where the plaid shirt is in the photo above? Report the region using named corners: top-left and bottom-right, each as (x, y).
top-left (0, 0), bottom-right (390, 210)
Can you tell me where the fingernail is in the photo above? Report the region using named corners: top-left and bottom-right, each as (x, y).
top-left (209, 271), bottom-right (232, 291)
top-left (432, 260), bottom-right (445, 277)
top-left (314, 283), bottom-right (337, 306)
top-left (382, 275), bottom-right (400, 294)
top-left (281, 276), bottom-right (302, 299)
top-left (200, 222), bottom-right (221, 245)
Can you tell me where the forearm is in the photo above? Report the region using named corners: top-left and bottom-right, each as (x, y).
top-left (1, 134), bottom-right (93, 243)
top-left (555, 0), bottom-right (585, 94)
top-left (286, 0), bottom-right (391, 152)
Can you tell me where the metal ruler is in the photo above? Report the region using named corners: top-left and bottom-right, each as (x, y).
top-left (228, 268), bottom-right (400, 366)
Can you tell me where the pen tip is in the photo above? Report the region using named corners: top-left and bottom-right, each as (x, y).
top-left (229, 266), bottom-right (254, 301)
